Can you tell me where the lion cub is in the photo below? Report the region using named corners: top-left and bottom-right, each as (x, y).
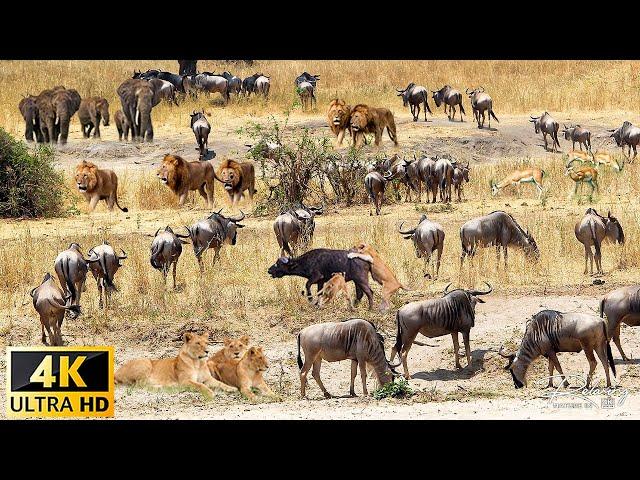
top-left (212, 346), bottom-right (276, 402)
top-left (207, 335), bottom-right (250, 375)
top-left (114, 332), bottom-right (237, 399)
top-left (313, 272), bottom-right (353, 309)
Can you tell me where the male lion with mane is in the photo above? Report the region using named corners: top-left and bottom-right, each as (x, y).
top-left (211, 346), bottom-right (277, 402)
top-left (156, 154), bottom-right (216, 207)
top-left (214, 159), bottom-right (257, 210)
top-left (75, 160), bottom-right (128, 212)
top-left (327, 98), bottom-right (352, 146)
top-left (114, 332), bottom-right (237, 399)
top-left (349, 104), bottom-right (398, 148)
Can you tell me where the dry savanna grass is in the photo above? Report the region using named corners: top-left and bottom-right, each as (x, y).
top-left (3, 59), bottom-right (640, 137)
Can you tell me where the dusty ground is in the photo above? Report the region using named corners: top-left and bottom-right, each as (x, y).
top-left (2, 109), bottom-right (639, 420)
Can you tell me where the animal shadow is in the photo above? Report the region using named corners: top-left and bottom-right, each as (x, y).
top-left (411, 348), bottom-right (489, 381)
top-left (202, 149), bottom-right (216, 160)
top-left (615, 357), bottom-right (640, 365)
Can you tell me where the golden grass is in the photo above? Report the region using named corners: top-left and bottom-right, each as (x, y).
top-left (3, 60), bottom-right (640, 137)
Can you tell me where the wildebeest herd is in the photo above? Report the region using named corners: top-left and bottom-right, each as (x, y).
top-left (19, 62), bottom-right (640, 402)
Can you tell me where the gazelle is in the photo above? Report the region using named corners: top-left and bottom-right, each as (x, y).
top-left (490, 168), bottom-right (545, 198)
top-left (564, 150), bottom-right (623, 172)
top-left (565, 159), bottom-right (598, 198)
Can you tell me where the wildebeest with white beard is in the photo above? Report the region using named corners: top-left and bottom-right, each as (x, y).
top-left (499, 310), bottom-right (615, 388)
top-left (31, 273), bottom-right (81, 346)
top-left (297, 318), bottom-right (397, 398)
top-left (600, 285), bottom-right (640, 361)
top-left (150, 226), bottom-right (187, 289)
top-left (391, 282), bottom-right (492, 378)
top-left (398, 214), bottom-right (445, 279)
top-left (273, 204), bottom-right (323, 257)
top-left (54, 243), bottom-right (89, 309)
top-left (87, 242), bottom-right (127, 308)
top-left (396, 83), bottom-right (432, 122)
top-left (190, 110), bottom-right (211, 160)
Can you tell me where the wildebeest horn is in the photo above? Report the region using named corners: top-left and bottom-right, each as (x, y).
top-left (118, 249), bottom-right (127, 260)
top-left (443, 283), bottom-right (453, 294)
top-left (175, 226), bottom-right (192, 239)
top-left (230, 210), bottom-right (245, 223)
top-left (465, 88), bottom-right (471, 95)
top-left (469, 281), bottom-right (493, 296)
top-left (398, 222), bottom-right (415, 235)
top-left (396, 88), bottom-right (404, 93)
top-left (154, 228), bottom-right (160, 237)
top-left (87, 250), bottom-right (100, 263)
top-left (498, 344), bottom-right (513, 358)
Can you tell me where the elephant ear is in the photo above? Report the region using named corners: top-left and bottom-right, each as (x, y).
top-left (89, 101), bottom-right (97, 119)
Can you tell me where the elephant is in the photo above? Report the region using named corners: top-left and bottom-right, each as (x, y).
top-left (116, 78), bottom-right (155, 142)
top-left (52, 88), bottom-right (82, 144)
top-left (18, 95), bottom-right (43, 142)
top-left (35, 86), bottom-right (65, 144)
top-left (78, 97), bottom-right (110, 138)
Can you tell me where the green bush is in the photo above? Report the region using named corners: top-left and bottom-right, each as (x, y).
top-left (0, 128), bottom-right (67, 218)
top-left (373, 378), bottom-right (413, 400)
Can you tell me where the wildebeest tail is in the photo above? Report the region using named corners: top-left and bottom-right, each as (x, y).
top-left (150, 242), bottom-right (163, 270)
top-left (97, 253), bottom-right (114, 290)
top-left (393, 311), bottom-right (403, 361)
top-left (61, 257), bottom-right (76, 303)
top-left (489, 110), bottom-right (499, 123)
top-left (459, 102), bottom-right (466, 115)
top-left (276, 221), bottom-right (292, 256)
top-left (603, 322), bottom-right (616, 377)
top-left (599, 298), bottom-right (605, 318)
top-left (296, 333), bottom-right (303, 370)
top-left (589, 221), bottom-right (601, 257)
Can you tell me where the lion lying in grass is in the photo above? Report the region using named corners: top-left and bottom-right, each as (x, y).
top-left (114, 332), bottom-right (237, 399)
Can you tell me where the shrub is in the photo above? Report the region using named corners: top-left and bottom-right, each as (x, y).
top-left (372, 378), bottom-right (413, 399)
top-left (0, 128), bottom-right (67, 218)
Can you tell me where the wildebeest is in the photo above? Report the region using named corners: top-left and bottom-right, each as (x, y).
top-left (273, 204), bottom-right (323, 257)
top-left (190, 110), bottom-right (211, 160)
top-left (466, 87), bottom-right (498, 129)
top-left (381, 155), bottom-right (417, 202)
top-left (460, 211), bottom-right (540, 266)
top-left (180, 210), bottom-right (246, 271)
top-left (148, 78), bottom-right (179, 106)
top-left (297, 318), bottom-right (396, 397)
top-left (267, 249), bottom-right (374, 309)
top-left (432, 85), bottom-right (466, 122)
top-left (561, 124), bottom-right (591, 152)
top-left (565, 159), bottom-right (598, 198)
top-left (54, 243), bottom-right (88, 308)
top-left (451, 160), bottom-right (470, 201)
top-left (433, 155), bottom-right (454, 203)
top-left (194, 73), bottom-right (229, 103)
top-left (150, 226), bottom-right (187, 289)
top-left (609, 121), bottom-right (640, 159)
top-left (396, 83), bottom-right (432, 122)
top-left (255, 75), bottom-right (270, 97)
top-left (242, 73), bottom-right (262, 96)
top-left (297, 81), bottom-right (316, 111)
top-left (222, 71), bottom-right (242, 95)
top-left (416, 155), bottom-right (438, 203)
top-left (600, 285), bottom-right (640, 361)
top-left (364, 171), bottom-right (387, 215)
top-left (31, 273), bottom-right (80, 346)
top-left (574, 208), bottom-right (624, 276)
top-left (295, 72), bottom-right (320, 88)
top-left (530, 112), bottom-right (561, 153)
top-left (114, 110), bottom-right (129, 141)
top-left (398, 214), bottom-right (445, 279)
top-left (135, 69), bottom-right (185, 93)
top-left (500, 310), bottom-right (615, 388)
top-left (87, 242), bottom-right (127, 308)
top-left (490, 167), bottom-right (545, 199)
top-left (391, 282), bottom-right (492, 378)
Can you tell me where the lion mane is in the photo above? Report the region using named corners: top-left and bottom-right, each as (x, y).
top-left (157, 154), bottom-right (216, 207)
top-left (214, 159), bottom-right (257, 208)
top-left (75, 160), bottom-right (128, 212)
top-left (349, 104), bottom-right (398, 148)
top-left (327, 99), bottom-right (352, 140)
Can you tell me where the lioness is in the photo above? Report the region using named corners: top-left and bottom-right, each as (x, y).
top-left (348, 243), bottom-right (408, 311)
top-left (212, 346), bottom-right (276, 401)
top-left (114, 332), bottom-right (237, 399)
top-left (349, 104), bottom-right (398, 148)
top-left (327, 99), bottom-right (352, 146)
top-left (208, 335), bottom-right (250, 372)
top-left (156, 154), bottom-right (216, 207)
top-left (75, 160), bottom-right (128, 212)
top-left (312, 272), bottom-right (353, 309)
top-left (214, 159), bottom-right (257, 210)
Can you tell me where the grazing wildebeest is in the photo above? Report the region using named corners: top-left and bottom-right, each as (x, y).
top-left (434, 155), bottom-right (454, 203)
top-left (255, 75), bottom-right (270, 97)
top-left (460, 211), bottom-right (540, 266)
top-left (600, 285), bottom-right (640, 361)
top-left (391, 282), bottom-right (492, 378)
top-left (194, 73), bottom-right (229, 103)
top-left (565, 159), bottom-right (598, 198)
top-left (490, 167), bottom-right (545, 199)
top-left (190, 110), bottom-right (211, 160)
top-left (31, 273), bottom-right (80, 346)
top-left (295, 72), bottom-right (320, 88)
top-left (561, 124), bottom-right (591, 152)
top-left (297, 318), bottom-right (396, 398)
top-left (179, 210), bottom-right (245, 271)
top-left (499, 310), bottom-right (615, 388)
top-left (54, 243), bottom-right (88, 308)
top-left (466, 87), bottom-right (499, 129)
top-left (242, 73), bottom-right (262, 96)
top-left (87, 242), bottom-right (127, 309)
top-left (451, 160), bottom-right (470, 201)
top-left (574, 208), bottom-right (624, 276)
top-left (432, 85), bottom-right (466, 121)
top-left (114, 110), bottom-right (129, 141)
top-left (222, 71), bottom-right (242, 95)
top-left (609, 121), bottom-right (640, 160)
top-left (398, 215), bottom-right (445, 279)
top-left (396, 83), bottom-right (432, 122)
top-left (150, 226), bottom-right (187, 290)
top-left (530, 112), bottom-right (561, 153)
top-left (267, 249), bottom-right (374, 309)
top-left (297, 81), bottom-right (316, 110)
top-left (381, 155), bottom-right (417, 202)
top-left (364, 171), bottom-right (387, 215)
top-left (273, 204), bottom-right (323, 257)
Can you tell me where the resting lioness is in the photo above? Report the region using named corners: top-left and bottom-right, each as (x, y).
top-left (211, 346), bottom-right (277, 402)
top-left (207, 335), bottom-right (250, 376)
top-left (114, 332), bottom-right (237, 399)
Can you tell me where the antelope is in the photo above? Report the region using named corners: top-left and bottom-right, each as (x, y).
top-left (490, 168), bottom-right (545, 198)
top-left (565, 159), bottom-right (598, 198)
top-left (565, 150), bottom-right (623, 172)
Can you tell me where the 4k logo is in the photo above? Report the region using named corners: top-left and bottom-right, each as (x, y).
top-left (6, 347), bottom-right (114, 418)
